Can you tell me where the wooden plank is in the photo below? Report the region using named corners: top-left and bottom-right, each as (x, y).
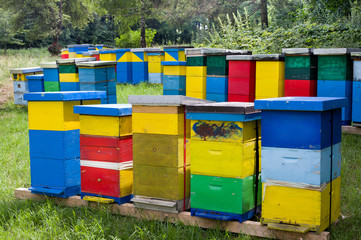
top-left (14, 188), bottom-right (329, 240)
top-left (342, 125), bottom-right (361, 135)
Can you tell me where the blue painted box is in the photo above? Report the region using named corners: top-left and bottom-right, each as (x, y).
top-left (163, 75), bottom-right (186, 94)
top-left (26, 74), bottom-right (44, 92)
top-left (60, 82), bottom-right (80, 91)
top-left (351, 54), bottom-right (361, 124)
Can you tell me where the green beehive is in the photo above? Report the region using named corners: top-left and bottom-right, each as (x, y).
top-left (285, 55), bottom-right (318, 80)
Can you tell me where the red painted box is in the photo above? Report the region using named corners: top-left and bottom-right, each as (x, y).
top-left (284, 79), bottom-right (317, 97)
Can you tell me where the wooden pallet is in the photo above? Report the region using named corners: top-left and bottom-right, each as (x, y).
top-left (14, 188), bottom-right (330, 240)
top-left (342, 125), bottom-right (361, 135)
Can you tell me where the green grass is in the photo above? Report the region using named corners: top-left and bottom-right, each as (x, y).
top-left (1, 48), bottom-right (361, 239)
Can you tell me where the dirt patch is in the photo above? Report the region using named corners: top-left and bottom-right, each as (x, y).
top-left (0, 78), bottom-right (13, 106)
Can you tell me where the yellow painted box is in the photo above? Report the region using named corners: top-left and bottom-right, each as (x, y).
top-left (165, 50), bottom-right (186, 62)
top-left (191, 140), bottom-right (261, 179)
top-left (117, 52), bottom-right (132, 62)
top-left (133, 133), bottom-right (190, 168)
top-left (79, 115), bottom-right (132, 137)
top-left (59, 73), bottom-right (79, 82)
top-left (148, 62), bottom-right (163, 74)
top-left (100, 53), bottom-right (116, 61)
top-left (255, 61), bottom-right (285, 100)
top-left (133, 164), bottom-right (190, 200)
top-left (186, 76), bottom-right (207, 99)
top-left (261, 176), bottom-right (341, 233)
top-left (163, 66), bottom-right (186, 76)
top-left (186, 66), bottom-right (207, 77)
top-left (28, 100), bottom-right (100, 131)
top-left (190, 119), bottom-right (261, 143)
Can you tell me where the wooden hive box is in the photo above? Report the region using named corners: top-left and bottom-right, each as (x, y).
top-left (255, 97), bottom-right (346, 233)
top-left (26, 74), bottom-right (44, 92)
top-left (351, 52), bottom-right (361, 125)
top-left (115, 49), bottom-right (132, 84)
top-left (41, 62), bottom-right (60, 92)
top-left (147, 49), bottom-right (164, 84)
top-left (129, 95), bottom-right (211, 212)
top-left (24, 91), bottom-right (106, 198)
top-left (74, 104), bottom-right (133, 204)
top-left (61, 49), bottom-right (69, 59)
top-left (164, 46), bottom-right (194, 62)
top-left (162, 61), bottom-right (187, 95)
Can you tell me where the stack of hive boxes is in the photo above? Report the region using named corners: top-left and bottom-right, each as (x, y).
top-left (186, 102), bottom-right (261, 222)
top-left (255, 97), bottom-right (345, 233)
top-left (74, 104), bottom-right (133, 204)
top-left (254, 54), bottom-right (285, 100)
top-left (11, 67), bottom-right (43, 105)
top-left (131, 48), bottom-right (152, 84)
top-left (314, 48), bottom-right (361, 125)
top-left (56, 57), bottom-right (96, 91)
top-left (116, 49), bottom-right (132, 84)
top-left (351, 52), bottom-right (361, 125)
top-left (282, 48), bottom-right (318, 97)
top-left (147, 49), bottom-right (164, 84)
top-left (227, 55), bottom-right (256, 102)
top-left (206, 50), bottom-right (251, 102)
top-left (185, 48), bottom-right (209, 99)
top-left (41, 62), bottom-right (60, 92)
top-left (162, 46), bottom-right (193, 95)
top-left (129, 95), bottom-right (209, 213)
top-left (26, 75), bottom-right (44, 92)
top-left (83, 50), bottom-right (100, 61)
top-left (68, 44), bottom-right (93, 59)
top-left (24, 91), bottom-right (106, 198)
top-left (77, 61), bottom-right (117, 104)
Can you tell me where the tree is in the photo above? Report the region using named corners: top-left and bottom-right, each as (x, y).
top-left (0, 8), bottom-right (23, 54)
top-left (2, 0), bottom-right (95, 53)
top-left (260, 0), bottom-right (268, 28)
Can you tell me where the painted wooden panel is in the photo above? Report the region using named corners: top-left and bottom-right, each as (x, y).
top-left (187, 56), bottom-right (207, 67)
top-left (81, 142), bottom-right (132, 163)
top-left (352, 81), bottom-right (361, 123)
top-left (100, 53), bottom-right (116, 61)
top-left (148, 73), bottom-right (163, 84)
top-left (228, 94), bottom-right (254, 103)
top-left (206, 93), bottom-right (227, 102)
top-left (186, 91), bottom-right (206, 100)
top-left (60, 82), bottom-right (80, 91)
top-left (133, 133), bottom-right (189, 168)
top-left (285, 56), bottom-right (317, 80)
top-left (186, 67), bottom-right (207, 77)
top-left (132, 105), bottom-right (183, 114)
top-left (354, 60), bottom-right (361, 81)
top-left (28, 101), bottom-right (81, 131)
top-left (163, 66), bottom-right (186, 76)
top-left (58, 65), bottom-right (77, 74)
top-left (80, 135), bottom-right (131, 148)
top-left (79, 115), bottom-right (132, 137)
top-left (228, 77), bottom-right (255, 96)
top-left (261, 176), bottom-right (341, 233)
top-left (206, 76), bottom-right (228, 94)
top-left (261, 143), bottom-right (341, 185)
top-left (190, 119), bottom-right (258, 142)
top-left (317, 55), bottom-right (352, 81)
top-left (132, 112), bottom-right (186, 135)
top-left (284, 79), bottom-right (317, 97)
top-left (44, 81), bottom-right (60, 92)
top-left (133, 165), bottom-right (190, 200)
top-left (13, 81), bottom-right (28, 93)
top-left (163, 75), bottom-right (186, 91)
top-left (255, 61), bottom-right (285, 99)
top-left (59, 73), bottom-right (79, 82)
top-left (191, 140), bottom-right (260, 179)
top-left (148, 62), bottom-right (162, 73)
top-left (191, 174), bottom-right (261, 215)
top-left (228, 60), bottom-right (255, 78)
top-left (186, 76), bottom-right (206, 98)
top-left (43, 68), bottom-right (59, 82)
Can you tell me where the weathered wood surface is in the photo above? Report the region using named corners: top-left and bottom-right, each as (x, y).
top-left (15, 188), bottom-right (330, 240)
top-left (342, 125), bottom-right (361, 135)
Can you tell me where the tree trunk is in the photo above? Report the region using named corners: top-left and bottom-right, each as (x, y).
top-left (140, 1), bottom-right (146, 48)
top-left (260, 0), bottom-right (268, 29)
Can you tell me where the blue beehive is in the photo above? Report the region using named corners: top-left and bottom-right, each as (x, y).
top-left (24, 91), bottom-right (106, 198)
top-left (26, 74), bottom-right (45, 92)
top-left (115, 49), bottom-right (132, 84)
top-left (351, 52), bottom-right (361, 125)
top-left (41, 62), bottom-right (59, 92)
top-left (77, 61), bottom-right (117, 104)
top-left (131, 48), bottom-right (152, 84)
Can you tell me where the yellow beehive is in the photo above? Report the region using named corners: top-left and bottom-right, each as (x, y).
top-left (163, 65), bottom-right (186, 76)
top-left (261, 176), bottom-right (341, 233)
top-left (148, 53), bottom-right (164, 74)
top-left (100, 51), bottom-right (117, 61)
top-left (255, 55), bottom-right (285, 100)
top-left (59, 73), bottom-right (79, 82)
top-left (79, 115), bottom-right (132, 137)
top-left (28, 100), bottom-right (100, 131)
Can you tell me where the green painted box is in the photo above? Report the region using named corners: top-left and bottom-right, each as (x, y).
top-left (187, 56), bottom-right (207, 67)
top-left (190, 174), bottom-right (261, 215)
top-left (285, 55), bottom-right (318, 80)
top-left (317, 55), bottom-right (353, 81)
top-left (44, 81), bottom-right (60, 92)
top-left (207, 56), bottom-right (227, 76)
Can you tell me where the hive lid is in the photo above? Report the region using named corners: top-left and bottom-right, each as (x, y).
top-left (254, 97), bottom-right (347, 111)
top-left (41, 62), bottom-right (58, 68)
top-left (144, 48), bottom-right (162, 53)
top-left (24, 91), bottom-right (106, 101)
top-left (161, 61), bottom-right (186, 66)
top-left (114, 49), bottom-right (131, 53)
top-left (282, 48), bottom-right (313, 55)
top-left (226, 55), bottom-right (254, 61)
top-left (99, 49), bottom-right (117, 54)
top-left (68, 44), bottom-right (93, 48)
top-left (253, 54), bottom-right (285, 61)
top-left (201, 49), bottom-right (252, 56)
top-left (74, 104), bottom-right (132, 116)
top-left (26, 74), bottom-right (44, 80)
top-left (131, 48), bottom-right (160, 52)
top-left (128, 95), bottom-right (212, 106)
top-left (313, 48), bottom-right (361, 55)
top-left (10, 67), bottom-right (43, 74)
top-left (185, 48), bottom-right (219, 56)
top-left (186, 102), bottom-right (260, 114)
top-left (76, 61), bottom-right (117, 67)
top-left (56, 57), bottom-right (96, 64)
top-left (163, 46), bottom-right (194, 50)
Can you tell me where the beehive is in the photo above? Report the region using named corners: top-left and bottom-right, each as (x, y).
top-left (186, 102), bottom-right (261, 222)
top-left (351, 52), bottom-right (361, 125)
top-left (162, 61), bottom-right (187, 95)
top-left (74, 104), bottom-right (133, 204)
top-left (130, 48), bottom-right (152, 84)
top-left (227, 55), bottom-right (255, 102)
top-left (41, 62), bottom-right (60, 92)
top-left (129, 95), bottom-right (210, 213)
top-left (26, 74), bottom-right (44, 92)
top-left (147, 50), bottom-right (164, 84)
top-left (164, 46), bottom-right (194, 62)
top-left (116, 49), bottom-right (132, 84)
top-left (61, 49), bottom-right (69, 59)
top-left (24, 91), bottom-right (106, 198)
top-left (282, 48), bottom-right (317, 97)
top-left (99, 49), bottom-right (117, 61)
top-left (314, 48), bottom-right (361, 125)
top-left (56, 57), bottom-right (96, 91)
top-left (77, 61), bottom-right (117, 104)
top-left (255, 97), bottom-right (346, 233)
top-left (10, 67), bottom-right (43, 105)
top-left (254, 54), bottom-right (285, 100)
top-left (185, 48), bottom-right (209, 99)
top-left (206, 49), bottom-right (252, 102)
top-left (83, 51), bottom-right (100, 61)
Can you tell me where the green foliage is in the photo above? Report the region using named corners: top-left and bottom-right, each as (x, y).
top-left (0, 8), bottom-right (24, 53)
top-left (115, 29), bottom-right (157, 48)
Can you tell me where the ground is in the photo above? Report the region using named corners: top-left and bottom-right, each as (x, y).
top-left (0, 49), bottom-right (361, 239)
